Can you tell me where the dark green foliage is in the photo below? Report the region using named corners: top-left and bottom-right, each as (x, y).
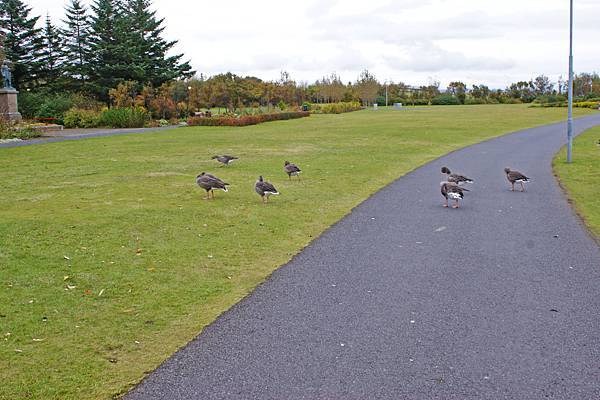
top-left (431, 94), bottom-right (461, 105)
top-left (38, 14), bottom-right (65, 88)
top-left (17, 91), bottom-right (46, 117)
top-left (0, 0), bottom-right (43, 89)
top-left (35, 95), bottom-right (74, 123)
top-left (99, 107), bottom-right (150, 127)
top-left (125, 0), bottom-right (193, 86)
top-left (61, 0), bottom-right (91, 89)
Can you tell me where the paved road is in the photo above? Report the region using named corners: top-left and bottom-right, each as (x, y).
top-left (127, 113), bottom-right (600, 400)
top-left (0, 126), bottom-right (178, 149)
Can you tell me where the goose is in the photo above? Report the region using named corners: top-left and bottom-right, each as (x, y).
top-left (441, 181), bottom-right (469, 208)
top-left (504, 167), bottom-right (530, 192)
top-left (284, 161), bottom-right (302, 180)
top-left (212, 155), bottom-right (239, 166)
top-left (255, 176), bottom-right (279, 203)
top-left (441, 166), bottom-right (473, 185)
top-left (196, 172), bottom-right (229, 199)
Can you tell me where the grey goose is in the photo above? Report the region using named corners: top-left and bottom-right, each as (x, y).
top-left (196, 172), bottom-right (229, 199)
top-left (441, 166), bottom-right (473, 185)
top-left (212, 155), bottom-right (239, 166)
top-left (504, 167), bottom-right (530, 192)
top-left (255, 176), bottom-right (279, 203)
top-left (284, 161), bottom-right (302, 180)
top-left (441, 181), bottom-right (469, 208)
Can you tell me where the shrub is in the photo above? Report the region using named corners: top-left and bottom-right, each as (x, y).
top-left (187, 111), bottom-right (309, 127)
top-left (34, 95), bottom-right (74, 124)
top-left (0, 120), bottom-right (42, 140)
top-left (63, 108), bottom-right (102, 128)
top-left (100, 107), bottom-right (150, 128)
top-left (431, 94), bottom-right (460, 105)
top-left (17, 91), bottom-right (46, 118)
top-left (311, 102), bottom-right (362, 114)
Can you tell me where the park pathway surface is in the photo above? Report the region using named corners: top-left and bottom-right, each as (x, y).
top-left (127, 113), bottom-right (600, 400)
top-left (0, 126), bottom-right (178, 148)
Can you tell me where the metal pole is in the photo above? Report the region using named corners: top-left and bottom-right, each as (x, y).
top-left (385, 81), bottom-right (388, 107)
top-left (567, 0), bottom-right (574, 163)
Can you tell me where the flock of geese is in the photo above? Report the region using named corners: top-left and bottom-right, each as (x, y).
top-left (196, 155), bottom-right (302, 203)
top-left (440, 166), bottom-right (530, 208)
top-left (197, 155), bottom-right (530, 207)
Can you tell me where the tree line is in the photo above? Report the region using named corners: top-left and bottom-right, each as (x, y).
top-left (0, 0), bottom-right (192, 100)
top-left (1, 0), bottom-right (598, 118)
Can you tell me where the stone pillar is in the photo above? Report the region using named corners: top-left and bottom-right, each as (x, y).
top-left (0, 88), bottom-right (22, 122)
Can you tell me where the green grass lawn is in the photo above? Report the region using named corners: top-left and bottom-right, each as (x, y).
top-left (554, 125), bottom-right (600, 240)
top-left (0, 105), bottom-right (595, 399)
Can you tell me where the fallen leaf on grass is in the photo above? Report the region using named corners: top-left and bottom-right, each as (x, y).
top-left (63, 256), bottom-right (71, 260)
top-left (63, 276), bottom-right (70, 281)
top-left (32, 338), bottom-right (44, 342)
top-left (98, 289), bottom-right (105, 296)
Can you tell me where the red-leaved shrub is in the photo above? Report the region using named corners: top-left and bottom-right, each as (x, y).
top-left (187, 111), bottom-right (309, 127)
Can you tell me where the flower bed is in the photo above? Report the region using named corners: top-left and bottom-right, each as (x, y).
top-left (187, 111), bottom-right (309, 127)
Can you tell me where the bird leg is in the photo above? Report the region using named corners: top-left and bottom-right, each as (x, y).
top-left (443, 198), bottom-right (449, 208)
top-left (452, 199), bottom-right (459, 209)
top-left (511, 182), bottom-right (515, 191)
top-left (520, 182), bottom-right (525, 192)
top-left (288, 175), bottom-right (291, 180)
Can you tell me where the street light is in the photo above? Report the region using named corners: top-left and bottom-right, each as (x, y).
top-left (567, 0), bottom-right (574, 163)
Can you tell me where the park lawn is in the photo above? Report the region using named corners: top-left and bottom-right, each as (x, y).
top-left (0, 105), bottom-right (595, 399)
top-left (554, 125), bottom-right (600, 240)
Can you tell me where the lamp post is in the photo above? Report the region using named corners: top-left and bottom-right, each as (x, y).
top-left (567, 0), bottom-right (574, 163)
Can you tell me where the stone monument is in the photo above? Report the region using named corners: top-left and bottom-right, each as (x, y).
top-left (0, 60), bottom-right (22, 122)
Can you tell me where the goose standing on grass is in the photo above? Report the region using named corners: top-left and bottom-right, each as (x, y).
top-left (504, 167), bottom-right (530, 192)
top-left (255, 176), bottom-right (279, 203)
top-left (212, 155), bottom-right (239, 166)
top-left (441, 181), bottom-right (469, 208)
top-left (284, 161), bottom-right (302, 180)
top-left (441, 166), bottom-right (473, 185)
top-left (196, 172), bottom-right (229, 199)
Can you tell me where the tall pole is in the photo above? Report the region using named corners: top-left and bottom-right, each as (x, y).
top-left (385, 81), bottom-right (388, 107)
top-left (567, 0), bottom-right (574, 163)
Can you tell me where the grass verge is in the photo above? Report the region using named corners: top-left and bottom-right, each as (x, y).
top-left (0, 105), bottom-right (595, 399)
top-left (553, 125), bottom-right (600, 240)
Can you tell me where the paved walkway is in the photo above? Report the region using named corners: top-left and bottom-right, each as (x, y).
top-left (127, 114), bottom-right (600, 399)
top-left (0, 126), bottom-right (179, 148)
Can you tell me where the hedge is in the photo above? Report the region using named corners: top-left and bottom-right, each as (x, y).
top-left (187, 111), bottom-right (309, 127)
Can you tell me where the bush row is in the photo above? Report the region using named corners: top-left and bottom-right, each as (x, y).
top-left (310, 102), bottom-right (362, 114)
top-left (187, 111), bottom-right (309, 127)
top-left (64, 107), bottom-right (150, 128)
top-left (530, 100), bottom-right (600, 109)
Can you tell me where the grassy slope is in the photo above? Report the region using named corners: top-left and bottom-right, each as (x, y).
top-left (0, 105), bottom-right (594, 399)
top-left (554, 125), bottom-right (600, 239)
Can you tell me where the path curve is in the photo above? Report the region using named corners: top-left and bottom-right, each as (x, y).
top-left (127, 113), bottom-right (600, 400)
top-left (0, 126), bottom-right (178, 149)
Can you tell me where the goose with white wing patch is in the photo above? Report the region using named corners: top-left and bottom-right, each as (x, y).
top-left (441, 166), bottom-right (473, 185)
top-left (196, 172), bottom-right (229, 199)
top-left (284, 161), bottom-right (302, 180)
top-left (441, 181), bottom-right (468, 209)
top-left (255, 176), bottom-right (279, 203)
top-left (504, 167), bottom-right (530, 192)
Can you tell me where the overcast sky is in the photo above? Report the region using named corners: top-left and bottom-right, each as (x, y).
top-left (27, 0), bottom-right (599, 88)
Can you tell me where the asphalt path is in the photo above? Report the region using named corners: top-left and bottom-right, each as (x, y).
top-left (127, 113), bottom-right (600, 400)
top-left (0, 126), bottom-right (178, 149)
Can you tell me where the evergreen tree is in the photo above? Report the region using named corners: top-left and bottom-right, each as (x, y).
top-left (88, 0), bottom-right (132, 100)
top-left (0, 0), bottom-right (43, 89)
top-left (38, 14), bottom-right (64, 87)
top-left (125, 0), bottom-right (193, 87)
top-left (61, 0), bottom-right (91, 87)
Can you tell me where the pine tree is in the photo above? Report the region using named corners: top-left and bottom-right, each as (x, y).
top-left (61, 0), bottom-right (90, 87)
top-left (0, 0), bottom-right (43, 89)
top-left (125, 0), bottom-right (192, 86)
top-left (38, 14), bottom-right (64, 87)
top-left (88, 0), bottom-right (132, 100)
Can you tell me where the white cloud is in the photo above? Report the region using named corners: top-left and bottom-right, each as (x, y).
top-left (24, 0), bottom-right (600, 88)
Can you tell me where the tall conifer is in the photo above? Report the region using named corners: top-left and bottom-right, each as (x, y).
top-left (61, 0), bottom-right (90, 87)
top-left (0, 0), bottom-right (43, 89)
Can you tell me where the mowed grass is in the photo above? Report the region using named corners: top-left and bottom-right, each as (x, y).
top-left (0, 105), bottom-right (594, 399)
top-left (554, 125), bottom-right (600, 239)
